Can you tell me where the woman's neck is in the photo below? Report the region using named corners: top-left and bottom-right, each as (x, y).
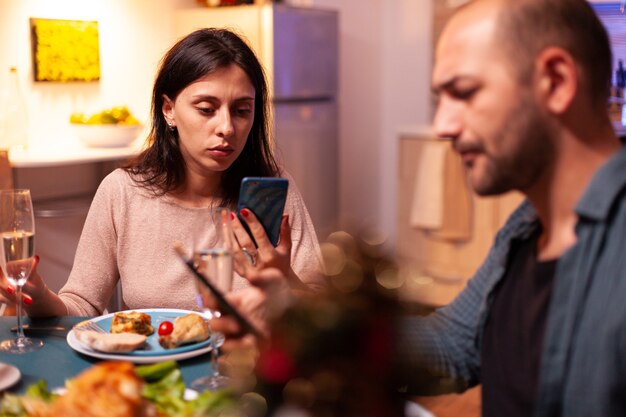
top-left (171, 168), bottom-right (223, 208)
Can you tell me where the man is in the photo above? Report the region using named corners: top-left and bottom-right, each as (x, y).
top-left (217, 0), bottom-right (626, 415)
top-left (396, 0), bottom-right (626, 416)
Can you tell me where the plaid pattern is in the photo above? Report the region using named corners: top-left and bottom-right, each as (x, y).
top-left (397, 146), bottom-right (626, 417)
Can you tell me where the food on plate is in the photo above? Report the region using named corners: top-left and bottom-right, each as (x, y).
top-left (158, 321), bottom-right (174, 336)
top-left (111, 311), bottom-right (154, 336)
top-left (158, 314), bottom-right (210, 349)
top-left (0, 361), bottom-right (237, 417)
top-left (75, 330), bottom-right (147, 353)
top-left (69, 105), bottom-right (140, 125)
top-left (19, 361), bottom-right (144, 417)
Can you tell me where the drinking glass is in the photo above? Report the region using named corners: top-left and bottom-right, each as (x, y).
top-left (191, 207), bottom-right (234, 391)
top-left (0, 189), bottom-right (43, 353)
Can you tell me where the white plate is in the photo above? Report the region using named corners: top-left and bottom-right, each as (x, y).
top-left (0, 362), bottom-right (21, 391)
top-left (66, 308), bottom-right (212, 364)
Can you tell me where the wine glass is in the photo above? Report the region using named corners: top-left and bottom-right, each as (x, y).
top-left (191, 207), bottom-right (234, 391)
top-left (0, 189), bottom-right (43, 353)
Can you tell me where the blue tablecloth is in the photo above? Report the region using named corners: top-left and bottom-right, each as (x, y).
top-left (0, 316), bottom-right (212, 393)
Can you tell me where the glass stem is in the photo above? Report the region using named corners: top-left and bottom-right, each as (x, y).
top-left (15, 285), bottom-right (25, 342)
top-left (211, 343), bottom-right (220, 377)
top-left (207, 319), bottom-right (220, 377)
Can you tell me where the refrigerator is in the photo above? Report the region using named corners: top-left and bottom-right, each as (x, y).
top-left (174, 4), bottom-right (339, 239)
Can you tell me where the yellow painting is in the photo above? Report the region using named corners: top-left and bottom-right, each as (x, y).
top-left (30, 18), bottom-right (100, 82)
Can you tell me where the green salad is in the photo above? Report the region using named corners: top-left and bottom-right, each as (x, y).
top-left (0, 361), bottom-right (237, 417)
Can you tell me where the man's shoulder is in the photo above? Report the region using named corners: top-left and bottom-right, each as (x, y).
top-left (577, 146), bottom-right (626, 220)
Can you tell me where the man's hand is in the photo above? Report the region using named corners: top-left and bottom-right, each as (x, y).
top-left (211, 267), bottom-right (293, 353)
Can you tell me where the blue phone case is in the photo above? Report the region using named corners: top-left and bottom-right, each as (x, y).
top-left (237, 177), bottom-right (289, 247)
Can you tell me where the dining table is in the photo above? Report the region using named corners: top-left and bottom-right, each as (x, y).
top-left (0, 315), bottom-right (213, 394)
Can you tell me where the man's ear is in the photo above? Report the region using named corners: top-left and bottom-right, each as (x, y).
top-left (534, 47), bottom-right (578, 115)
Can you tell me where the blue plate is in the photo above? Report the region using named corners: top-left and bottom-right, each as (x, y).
top-left (90, 308), bottom-right (211, 357)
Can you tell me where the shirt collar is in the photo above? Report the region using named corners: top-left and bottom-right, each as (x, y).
top-left (576, 146), bottom-right (626, 220)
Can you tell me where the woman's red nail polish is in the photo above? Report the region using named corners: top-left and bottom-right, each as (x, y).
top-left (230, 212), bottom-right (235, 221)
top-left (241, 208), bottom-right (250, 218)
top-left (23, 295), bottom-right (33, 305)
top-left (35, 255), bottom-right (40, 262)
top-left (6, 286), bottom-right (14, 295)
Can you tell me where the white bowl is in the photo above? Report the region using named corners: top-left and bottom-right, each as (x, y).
top-left (72, 124), bottom-right (143, 148)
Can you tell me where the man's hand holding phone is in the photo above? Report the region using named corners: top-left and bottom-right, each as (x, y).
top-left (210, 266), bottom-right (294, 365)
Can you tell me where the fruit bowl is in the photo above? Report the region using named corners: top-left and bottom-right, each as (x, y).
top-left (72, 124), bottom-right (143, 148)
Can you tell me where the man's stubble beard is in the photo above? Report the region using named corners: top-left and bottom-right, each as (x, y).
top-left (472, 93), bottom-right (555, 197)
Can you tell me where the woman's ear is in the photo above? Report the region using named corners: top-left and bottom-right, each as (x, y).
top-left (162, 94), bottom-right (175, 123)
top-left (534, 47), bottom-right (578, 115)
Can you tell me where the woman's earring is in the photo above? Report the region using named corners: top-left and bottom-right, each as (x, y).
top-left (167, 121), bottom-right (175, 131)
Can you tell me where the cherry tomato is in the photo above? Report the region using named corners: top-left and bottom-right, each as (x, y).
top-left (158, 321), bottom-right (173, 336)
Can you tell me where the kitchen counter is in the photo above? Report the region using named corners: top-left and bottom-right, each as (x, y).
top-left (8, 140), bottom-right (144, 168)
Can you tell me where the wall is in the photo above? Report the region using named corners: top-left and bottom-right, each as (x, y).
top-left (380, 0), bottom-right (433, 250)
top-left (311, 0), bottom-right (433, 249)
top-left (0, 0), bottom-right (434, 254)
top-left (0, 0), bottom-right (196, 149)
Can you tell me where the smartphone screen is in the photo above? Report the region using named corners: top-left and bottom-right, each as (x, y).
top-left (237, 177), bottom-right (289, 247)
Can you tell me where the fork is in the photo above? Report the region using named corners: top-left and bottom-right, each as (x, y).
top-left (74, 320), bottom-right (107, 334)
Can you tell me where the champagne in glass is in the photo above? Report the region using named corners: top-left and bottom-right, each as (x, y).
top-left (194, 247), bottom-right (233, 318)
top-left (0, 189), bottom-right (43, 353)
top-left (191, 207), bottom-right (234, 391)
top-left (1, 231), bottom-right (35, 285)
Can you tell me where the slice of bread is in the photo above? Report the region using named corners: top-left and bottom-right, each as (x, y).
top-left (76, 330), bottom-right (147, 353)
top-left (159, 314), bottom-right (210, 349)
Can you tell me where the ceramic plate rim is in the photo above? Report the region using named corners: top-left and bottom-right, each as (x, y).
top-left (66, 308), bottom-right (212, 364)
top-left (0, 362), bottom-right (21, 391)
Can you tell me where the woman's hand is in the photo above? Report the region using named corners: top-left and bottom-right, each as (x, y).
top-left (0, 256), bottom-right (68, 317)
top-left (0, 255), bottom-right (47, 307)
top-left (230, 210), bottom-right (293, 278)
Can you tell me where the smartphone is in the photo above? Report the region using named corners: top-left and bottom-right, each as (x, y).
top-left (237, 177), bottom-right (289, 247)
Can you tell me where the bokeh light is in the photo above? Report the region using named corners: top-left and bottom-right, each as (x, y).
top-left (375, 260), bottom-right (405, 289)
top-left (320, 242), bottom-right (346, 276)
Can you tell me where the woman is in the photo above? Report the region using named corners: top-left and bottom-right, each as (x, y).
top-left (4, 28), bottom-right (324, 316)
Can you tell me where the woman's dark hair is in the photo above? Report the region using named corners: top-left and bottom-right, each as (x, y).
top-left (124, 28), bottom-right (279, 208)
